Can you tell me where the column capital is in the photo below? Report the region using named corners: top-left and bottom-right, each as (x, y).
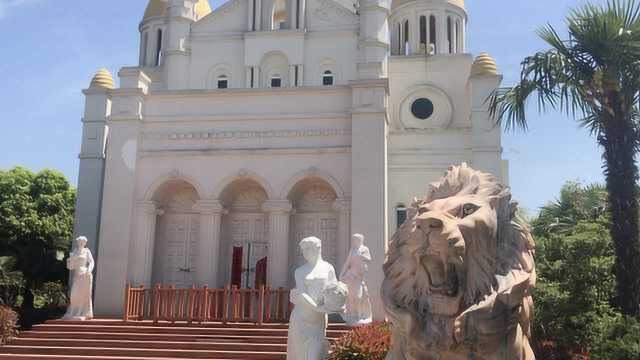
top-left (262, 200), bottom-right (293, 214)
top-left (332, 198), bottom-right (351, 212)
top-left (136, 200), bottom-right (161, 215)
top-left (193, 199), bottom-right (224, 214)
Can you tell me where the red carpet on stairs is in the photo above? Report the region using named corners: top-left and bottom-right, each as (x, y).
top-left (0, 319), bottom-right (349, 359)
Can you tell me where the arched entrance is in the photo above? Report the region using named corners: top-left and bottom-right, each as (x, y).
top-left (219, 179), bottom-right (269, 289)
top-left (288, 178), bottom-right (339, 284)
top-left (151, 180), bottom-right (201, 288)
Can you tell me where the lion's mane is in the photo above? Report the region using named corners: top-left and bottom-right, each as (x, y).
top-left (382, 163), bottom-right (536, 359)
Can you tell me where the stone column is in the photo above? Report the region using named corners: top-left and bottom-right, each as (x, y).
top-left (247, 0), bottom-right (254, 31)
top-left (262, 200), bottom-right (292, 288)
top-left (246, 66), bottom-right (253, 88)
top-left (297, 64), bottom-right (304, 86)
top-left (131, 201), bottom-right (161, 287)
top-left (256, 0), bottom-right (262, 30)
top-left (333, 198), bottom-right (351, 275)
top-left (253, 66), bottom-right (261, 88)
top-left (291, 0), bottom-right (298, 29)
top-left (194, 200), bottom-right (224, 287)
top-left (299, 0), bottom-right (306, 30)
top-left (289, 65), bottom-right (297, 87)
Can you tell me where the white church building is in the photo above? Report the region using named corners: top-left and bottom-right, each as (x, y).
top-left (74, 0), bottom-right (507, 319)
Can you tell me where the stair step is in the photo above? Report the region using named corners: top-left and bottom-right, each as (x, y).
top-left (0, 346), bottom-right (287, 359)
top-left (10, 338), bottom-right (287, 352)
top-left (32, 324), bottom-right (346, 338)
top-left (20, 331), bottom-right (291, 344)
top-left (45, 319), bottom-right (350, 331)
top-left (0, 356), bottom-right (237, 360)
top-left (6, 318), bottom-right (350, 359)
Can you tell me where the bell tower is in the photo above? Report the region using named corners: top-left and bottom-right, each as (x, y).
top-left (349, 0), bottom-right (390, 320)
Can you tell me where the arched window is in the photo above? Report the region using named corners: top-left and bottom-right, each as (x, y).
top-left (217, 75), bottom-right (229, 89)
top-left (396, 205), bottom-right (407, 230)
top-left (140, 32), bottom-right (149, 66)
top-left (419, 16), bottom-right (427, 54)
top-left (272, 0), bottom-right (287, 30)
top-left (322, 70), bottom-right (334, 86)
top-left (403, 20), bottom-right (410, 55)
top-left (271, 74), bottom-right (282, 88)
top-left (447, 16), bottom-right (453, 53)
top-left (429, 15), bottom-right (437, 54)
top-left (155, 29), bottom-right (163, 66)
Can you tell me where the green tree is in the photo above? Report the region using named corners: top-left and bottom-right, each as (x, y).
top-left (490, 0), bottom-right (640, 316)
top-left (534, 221), bottom-right (617, 354)
top-left (532, 182), bottom-right (608, 237)
top-left (0, 167), bottom-right (75, 316)
top-left (532, 182), bottom-right (629, 356)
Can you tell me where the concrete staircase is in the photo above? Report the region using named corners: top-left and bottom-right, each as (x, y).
top-left (0, 319), bottom-right (350, 359)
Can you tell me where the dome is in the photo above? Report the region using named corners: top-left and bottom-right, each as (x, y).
top-left (391, 0), bottom-right (464, 10)
top-left (470, 52), bottom-right (498, 77)
top-left (89, 68), bottom-right (115, 90)
top-left (143, 0), bottom-right (212, 21)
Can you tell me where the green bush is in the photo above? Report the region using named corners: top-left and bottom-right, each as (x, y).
top-left (33, 281), bottom-right (67, 311)
top-left (0, 306), bottom-right (18, 345)
top-left (591, 315), bottom-right (640, 360)
top-left (531, 182), bottom-right (640, 358)
top-left (329, 322), bottom-right (391, 360)
top-left (0, 256), bottom-right (24, 307)
top-left (0, 167), bottom-right (75, 327)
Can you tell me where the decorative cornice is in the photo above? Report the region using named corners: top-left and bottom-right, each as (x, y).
top-left (193, 199), bottom-right (224, 214)
top-left (332, 198), bottom-right (352, 212)
top-left (142, 128), bottom-right (352, 143)
top-left (139, 146), bottom-right (352, 157)
top-left (136, 200), bottom-right (162, 215)
top-left (262, 200), bottom-right (293, 213)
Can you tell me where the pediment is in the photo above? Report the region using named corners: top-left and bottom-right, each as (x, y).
top-left (309, 0), bottom-right (358, 30)
top-left (193, 0), bottom-right (248, 33)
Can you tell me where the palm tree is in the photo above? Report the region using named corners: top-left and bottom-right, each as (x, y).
top-left (489, 0), bottom-right (640, 316)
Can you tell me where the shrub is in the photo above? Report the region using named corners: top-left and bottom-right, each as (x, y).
top-left (329, 322), bottom-right (391, 360)
top-left (591, 315), bottom-right (640, 360)
top-left (0, 256), bottom-right (25, 307)
top-left (33, 281), bottom-right (68, 311)
top-left (0, 306), bottom-right (18, 345)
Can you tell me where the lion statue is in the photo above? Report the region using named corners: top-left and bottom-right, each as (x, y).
top-left (382, 164), bottom-right (536, 360)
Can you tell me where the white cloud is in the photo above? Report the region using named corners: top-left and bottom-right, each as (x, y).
top-left (0, 0), bottom-right (44, 19)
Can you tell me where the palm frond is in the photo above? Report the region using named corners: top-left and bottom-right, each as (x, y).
top-left (490, 0), bottom-right (640, 132)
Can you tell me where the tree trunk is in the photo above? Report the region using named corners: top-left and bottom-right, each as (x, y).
top-left (601, 109), bottom-right (640, 316)
top-left (21, 282), bottom-right (34, 312)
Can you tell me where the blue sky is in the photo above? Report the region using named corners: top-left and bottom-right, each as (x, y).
top-left (0, 0), bottom-right (606, 214)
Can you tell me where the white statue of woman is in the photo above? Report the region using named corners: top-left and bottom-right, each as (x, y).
top-left (339, 233), bottom-right (372, 326)
top-left (63, 236), bottom-right (95, 321)
top-left (287, 236), bottom-right (340, 360)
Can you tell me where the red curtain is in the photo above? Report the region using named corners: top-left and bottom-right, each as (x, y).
top-left (231, 246), bottom-right (243, 287)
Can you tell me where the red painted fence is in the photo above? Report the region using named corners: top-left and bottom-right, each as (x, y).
top-left (123, 284), bottom-right (293, 324)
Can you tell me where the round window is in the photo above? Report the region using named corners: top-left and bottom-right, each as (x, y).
top-left (411, 98), bottom-right (435, 120)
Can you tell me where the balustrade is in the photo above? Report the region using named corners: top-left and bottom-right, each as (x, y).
top-left (123, 284), bottom-right (292, 324)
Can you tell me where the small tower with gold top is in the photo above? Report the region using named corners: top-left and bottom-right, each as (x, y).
top-left (74, 69), bottom-right (115, 258)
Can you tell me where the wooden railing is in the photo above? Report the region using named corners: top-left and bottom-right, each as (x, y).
top-left (123, 284), bottom-right (292, 324)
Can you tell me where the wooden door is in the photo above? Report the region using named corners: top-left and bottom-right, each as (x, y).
top-left (162, 214), bottom-right (199, 288)
top-left (292, 213), bottom-right (338, 267)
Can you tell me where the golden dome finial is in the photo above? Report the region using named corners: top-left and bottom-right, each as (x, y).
top-left (471, 52), bottom-right (499, 77)
top-left (90, 68), bottom-right (115, 90)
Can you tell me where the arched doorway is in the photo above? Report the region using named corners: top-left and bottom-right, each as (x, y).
top-left (288, 178), bottom-right (338, 285)
top-left (151, 180), bottom-right (201, 288)
top-left (219, 179), bottom-right (269, 288)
